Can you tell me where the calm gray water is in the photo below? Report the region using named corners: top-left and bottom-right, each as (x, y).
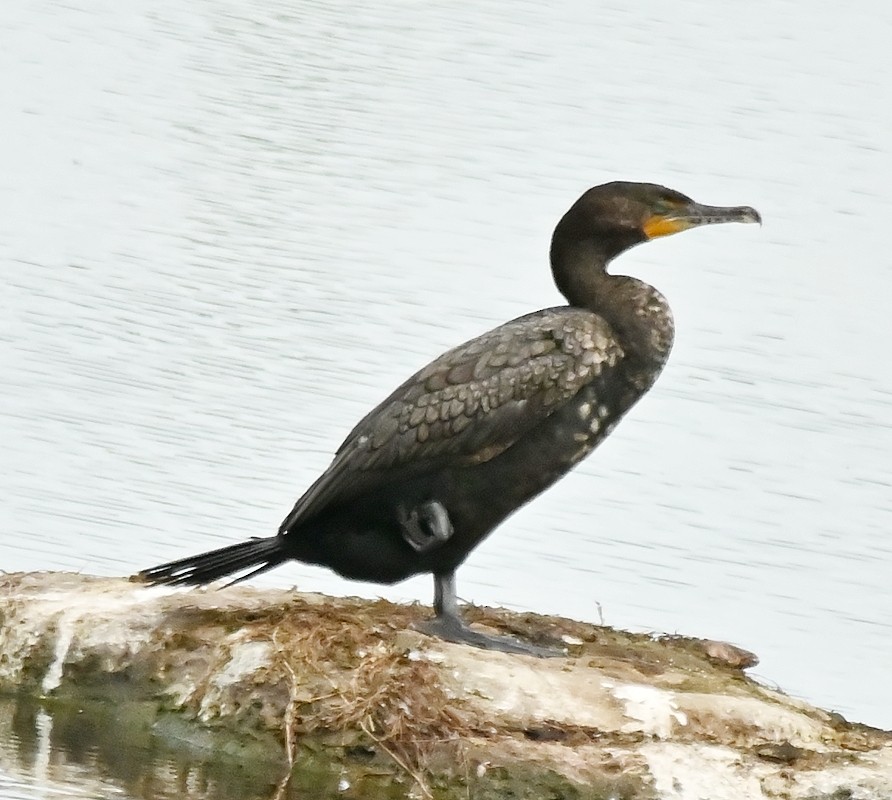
top-left (3, 0), bottom-right (892, 796)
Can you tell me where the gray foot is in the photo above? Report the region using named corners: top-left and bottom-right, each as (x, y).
top-left (398, 500), bottom-right (453, 553)
top-left (424, 570), bottom-right (565, 657)
top-left (417, 612), bottom-right (565, 658)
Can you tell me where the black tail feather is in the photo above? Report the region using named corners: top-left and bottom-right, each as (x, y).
top-left (135, 536), bottom-right (286, 587)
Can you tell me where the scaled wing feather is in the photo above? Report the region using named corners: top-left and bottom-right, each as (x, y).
top-left (279, 308), bottom-right (622, 532)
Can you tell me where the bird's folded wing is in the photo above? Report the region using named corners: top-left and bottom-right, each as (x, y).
top-left (279, 308), bottom-right (623, 533)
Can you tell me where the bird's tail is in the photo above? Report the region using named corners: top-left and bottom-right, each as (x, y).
top-left (135, 536), bottom-right (287, 587)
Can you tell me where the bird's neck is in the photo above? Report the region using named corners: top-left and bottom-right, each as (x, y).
top-left (551, 240), bottom-right (675, 379)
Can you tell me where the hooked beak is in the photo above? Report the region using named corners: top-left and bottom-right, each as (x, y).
top-left (644, 202), bottom-right (762, 240)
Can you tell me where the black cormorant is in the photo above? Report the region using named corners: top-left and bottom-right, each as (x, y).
top-left (137, 181), bottom-right (760, 656)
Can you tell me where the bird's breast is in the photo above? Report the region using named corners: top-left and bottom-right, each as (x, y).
top-left (463, 367), bottom-right (643, 514)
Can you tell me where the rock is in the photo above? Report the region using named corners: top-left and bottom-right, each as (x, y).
top-left (1, 571), bottom-right (889, 799)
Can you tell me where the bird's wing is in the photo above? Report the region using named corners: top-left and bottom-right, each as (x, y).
top-left (279, 308), bottom-right (623, 532)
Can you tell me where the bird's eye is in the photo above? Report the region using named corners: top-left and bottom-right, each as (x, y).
top-left (653, 199), bottom-right (679, 216)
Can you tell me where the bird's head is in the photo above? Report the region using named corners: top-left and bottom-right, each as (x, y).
top-left (551, 181), bottom-right (761, 268)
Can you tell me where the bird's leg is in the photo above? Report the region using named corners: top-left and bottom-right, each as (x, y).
top-left (397, 500), bottom-right (453, 553)
top-left (415, 570), bottom-right (565, 658)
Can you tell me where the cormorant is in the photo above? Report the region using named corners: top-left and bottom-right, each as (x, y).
top-left (137, 181), bottom-right (760, 656)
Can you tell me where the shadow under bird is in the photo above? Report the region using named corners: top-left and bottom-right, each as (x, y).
top-left (137, 181), bottom-right (760, 656)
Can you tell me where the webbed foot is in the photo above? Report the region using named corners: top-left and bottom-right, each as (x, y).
top-left (417, 613), bottom-right (564, 658)
top-left (418, 570), bottom-right (566, 658)
top-left (398, 500), bottom-right (453, 553)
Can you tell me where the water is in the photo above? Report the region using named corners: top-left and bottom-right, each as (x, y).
top-left (0, 698), bottom-right (299, 800)
top-left (3, 0), bottom-right (891, 795)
